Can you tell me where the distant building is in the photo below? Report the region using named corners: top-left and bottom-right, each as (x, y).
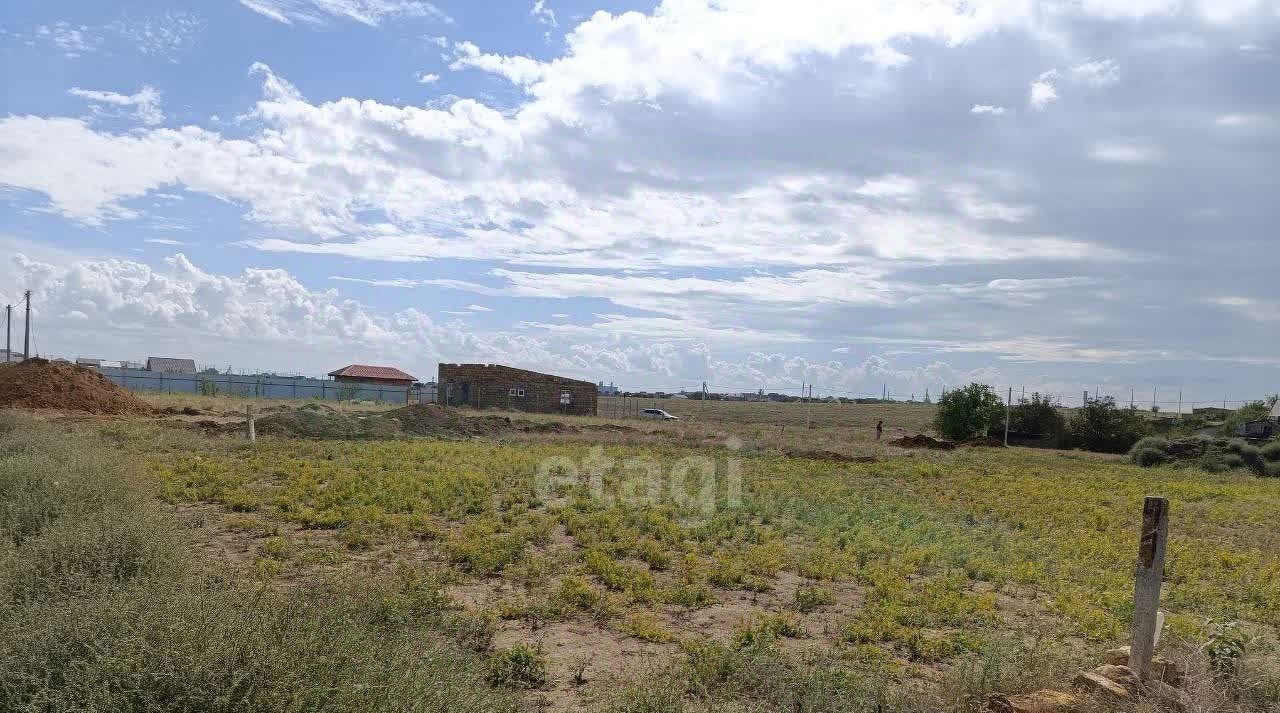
top-left (1271, 400), bottom-right (1280, 423)
top-left (147, 357), bottom-right (197, 374)
top-left (328, 364), bottom-right (417, 387)
top-left (598, 381), bottom-right (621, 396)
top-left (439, 363), bottom-right (597, 415)
top-left (75, 358), bottom-right (102, 367)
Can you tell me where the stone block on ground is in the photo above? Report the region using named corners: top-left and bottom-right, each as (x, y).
top-left (985, 690), bottom-right (1081, 713)
top-left (1103, 646), bottom-right (1185, 687)
top-left (1073, 671), bottom-right (1130, 701)
top-left (1095, 664), bottom-right (1141, 693)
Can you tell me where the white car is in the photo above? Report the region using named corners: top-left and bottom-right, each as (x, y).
top-left (640, 408), bottom-right (680, 421)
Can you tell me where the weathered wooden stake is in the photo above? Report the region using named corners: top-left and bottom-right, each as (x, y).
top-left (1129, 495), bottom-right (1168, 679)
top-left (246, 404), bottom-right (256, 443)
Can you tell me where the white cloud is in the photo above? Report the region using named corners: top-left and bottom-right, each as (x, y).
top-left (1090, 140), bottom-right (1163, 163)
top-left (970, 104), bottom-right (1006, 115)
top-left (1070, 57), bottom-right (1120, 86)
top-left (531, 0), bottom-right (557, 28)
top-left (109, 11), bottom-right (203, 56)
top-left (238, 0), bottom-right (452, 26)
top-left (144, 238), bottom-right (185, 246)
top-left (1029, 70), bottom-right (1059, 110)
top-left (1214, 113), bottom-right (1273, 130)
top-left (416, 72), bottom-right (441, 84)
top-left (34, 22), bottom-right (102, 58)
top-left (467, 304), bottom-right (494, 312)
top-left (68, 86), bottom-right (165, 126)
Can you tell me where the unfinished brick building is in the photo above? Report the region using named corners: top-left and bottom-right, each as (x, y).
top-left (437, 363), bottom-right (598, 416)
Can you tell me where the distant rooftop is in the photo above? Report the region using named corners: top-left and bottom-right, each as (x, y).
top-left (146, 357), bottom-right (196, 373)
top-left (328, 364), bottom-right (417, 382)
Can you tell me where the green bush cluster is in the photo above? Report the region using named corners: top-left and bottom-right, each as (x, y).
top-left (1066, 396), bottom-right (1150, 453)
top-left (1007, 393), bottom-right (1067, 444)
top-left (934, 384), bottom-right (1006, 441)
top-left (1129, 435), bottom-right (1280, 476)
top-left (0, 417), bottom-right (518, 713)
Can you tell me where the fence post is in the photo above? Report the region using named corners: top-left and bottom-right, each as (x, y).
top-left (1129, 496), bottom-right (1168, 680)
top-left (246, 404), bottom-right (256, 443)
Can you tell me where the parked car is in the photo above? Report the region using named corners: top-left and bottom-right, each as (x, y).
top-left (640, 408), bottom-right (680, 421)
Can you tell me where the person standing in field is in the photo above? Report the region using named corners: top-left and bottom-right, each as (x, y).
top-left (875, 420), bottom-right (883, 441)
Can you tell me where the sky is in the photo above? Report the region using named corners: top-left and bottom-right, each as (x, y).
top-left (0, 0), bottom-right (1277, 407)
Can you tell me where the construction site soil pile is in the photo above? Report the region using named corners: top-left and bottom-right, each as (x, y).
top-left (0, 359), bottom-right (154, 415)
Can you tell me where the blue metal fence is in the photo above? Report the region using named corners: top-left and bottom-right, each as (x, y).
top-left (94, 366), bottom-right (429, 404)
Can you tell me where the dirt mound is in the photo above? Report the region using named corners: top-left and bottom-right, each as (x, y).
top-left (888, 434), bottom-right (956, 450)
top-left (386, 404), bottom-right (517, 438)
top-left (784, 448), bottom-right (878, 464)
top-left (0, 358), bottom-right (153, 415)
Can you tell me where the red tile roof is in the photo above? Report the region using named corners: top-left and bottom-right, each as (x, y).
top-left (327, 364), bottom-right (417, 382)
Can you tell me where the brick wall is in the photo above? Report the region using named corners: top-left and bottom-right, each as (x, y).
top-left (437, 363), bottom-right (598, 416)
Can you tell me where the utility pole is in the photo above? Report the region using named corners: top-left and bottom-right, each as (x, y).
top-left (1152, 387), bottom-right (1157, 412)
top-left (1177, 390), bottom-right (1183, 419)
top-left (1130, 387), bottom-right (1135, 409)
top-left (22, 290), bottom-right (31, 360)
top-left (4, 304), bottom-right (10, 362)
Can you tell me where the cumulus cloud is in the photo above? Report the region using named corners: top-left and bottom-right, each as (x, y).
top-left (2, 0), bottom-right (1279, 392)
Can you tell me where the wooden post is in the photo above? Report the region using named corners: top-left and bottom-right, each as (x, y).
top-left (246, 404), bottom-right (256, 443)
top-left (1004, 387), bottom-right (1012, 446)
top-left (1129, 496), bottom-right (1168, 679)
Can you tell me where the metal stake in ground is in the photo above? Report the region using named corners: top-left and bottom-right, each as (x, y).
top-left (246, 404), bottom-right (256, 443)
top-left (1130, 496), bottom-right (1169, 679)
top-left (23, 290), bottom-right (32, 360)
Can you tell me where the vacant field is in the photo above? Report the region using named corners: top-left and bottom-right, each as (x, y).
top-left (7, 397), bottom-right (1280, 712)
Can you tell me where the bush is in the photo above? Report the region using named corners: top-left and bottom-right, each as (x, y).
top-left (1066, 397), bottom-right (1150, 454)
top-left (1220, 401), bottom-right (1271, 437)
top-left (934, 383), bottom-right (1007, 441)
top-left (1008, 393), bottom-right (1066, 443)
top-left (1265, 462), bottom-right (1280, 478)
top-left (1226, 440), bottom-right (1266, 473)
top-left (1259, 440), bottom-right (1280, 463)
top-left (1131, 436), bottom-right (1169, 453)
top-left (1131, 447), bottom-right (1167, 467)
top-left (486, 644), bottom-right (548, 689)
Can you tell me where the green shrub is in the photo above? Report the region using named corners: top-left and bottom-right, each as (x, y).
top-left (1066, 397), bottom-right (1150, 453)
top-left (792, 584), bottom-right (836, 613)
top-left (934, 383), bottom-right (1006, 441)
top-left (1265, 462), bottom-right (1280, 478)
top-left (486, 644), bottom-right (548, 689)
top-left (1260, 440), bottom-right (1280, 463)
top-left (1008, 393), bottom-right (1067, 443)
top-left (1220, 402), bottom-right (1271, 437)
top-left (1131, 436), bottom-right (1169, 453)
top-left (1131, 447), bottom-right (1166, 468)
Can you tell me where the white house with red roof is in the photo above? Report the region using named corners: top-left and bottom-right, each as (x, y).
top-left (327, 364), bottom-right (417, 387)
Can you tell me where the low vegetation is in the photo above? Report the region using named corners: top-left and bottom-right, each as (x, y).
top-left (0, 415), bottom-right (519, 713)
top-left (7, 392), bottom-right (1280, 712)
